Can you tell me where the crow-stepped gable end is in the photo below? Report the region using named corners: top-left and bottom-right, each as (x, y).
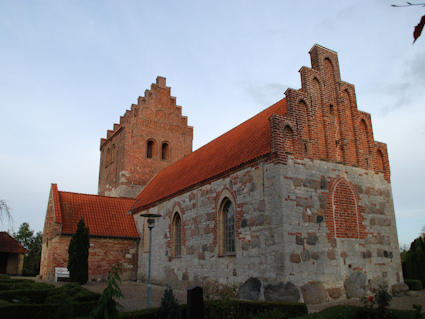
top-left (98, 76), bottom-right (193, 198)
top-left (41, 45), bottom-right (404, 303)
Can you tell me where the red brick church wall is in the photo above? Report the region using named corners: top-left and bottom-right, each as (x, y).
top-left (41, 235), bottom-right (138, 281)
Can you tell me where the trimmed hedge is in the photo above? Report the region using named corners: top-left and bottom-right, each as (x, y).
top-left (122, 301), bottom-right (307, 319)
top-left (233, 300), bottom-right (308, 318)
top-left (0, 301), bottom-right (99, 319)
top-left (297, 305), bottom-right (419, 319)
top-left (123, 305), bottom-right (187, 319)
top-left (46, 282), bottom-right (101, 303)
top-left (0, 282), bottom-right (54, 291)
top-left (0, 279), bottom-right (35, 284)
top-left (0, 288), bottom-right (51, 304)
top-left (404, 279), bottom-right (423, 291)
top-left (0, 281), bottom-right (101, 318)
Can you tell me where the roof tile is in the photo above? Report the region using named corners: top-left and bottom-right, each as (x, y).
top-left (57, 191), bottom-right (139, 238)
top-left (0, 232), bottom-right (28, 254)
top-left (133, 99), bottom-right (287, 211)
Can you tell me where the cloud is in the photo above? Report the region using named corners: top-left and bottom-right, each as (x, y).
top-left (378, 82), bottom-right (414, 115)
top-left (242, 82), bottom-right (289, 106)
top-left (405, 52), bottom-right (425, 85)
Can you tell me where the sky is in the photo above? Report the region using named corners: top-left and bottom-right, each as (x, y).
top-left (0, 0), bottom-right (424, 248)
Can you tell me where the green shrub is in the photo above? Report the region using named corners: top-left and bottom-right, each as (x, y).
top-left (46, 282), bottom-right (100, 303)
top-left (123, 305), bottom-right (187, 319)
top-left (0, 299), bottom-right (9, 307)
top-left (0, 281), bottom-right (53, 291)
top-left (203, 279), bottom-right (239, 319)
top-left (297, 305), bottom-right (418, 319)
top-left (0, 275), bottom-right (10, 280)
top-left (123, 307), bottom-right (161, 319)
top-left (402, 236), bottom-right (425, 288)
top-left (405, 279), bottom-right (423, 291)
top-left (0, 301), bottom-right (99, 319)
top-left (0, 278), bottom-right (35, 284)
top-left (0, 288), bottom-right (51, 304)
top-left (90, 263), bottom-right (124, 319)
top-left (68, 218), bottom-right (90, 285)
top-left (156, 285), bottom-right (181, 319)
top-left (238, 300), bottom-right (307, 319)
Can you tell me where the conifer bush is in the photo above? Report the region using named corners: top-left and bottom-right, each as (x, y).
top-left (156, 285), bottom-right (181, 319)
top-left (402, 236), bottom-right (425, 287)
top-left (67, 218), bottom-right (89, 285)
top-left (91, 263), bottom-right (124, 319)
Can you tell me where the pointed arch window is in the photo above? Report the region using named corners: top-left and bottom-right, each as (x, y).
top-left (219, 198), bottom-right (235, 254)
top-left (172, 213), bottom-right (182, 257)
top-left (224, 201), bottom-right (235, 253)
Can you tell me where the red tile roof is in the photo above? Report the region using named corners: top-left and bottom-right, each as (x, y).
top-left (51, 185), bottom-right (139, 239)
top-left (0, 232), bottom-right (28, 254)
top-left (132, 99), bottom-right (287, 212)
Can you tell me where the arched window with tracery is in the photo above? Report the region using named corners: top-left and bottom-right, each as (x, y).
top-left (219, 198), bottom-right (235, 254)
top-left (172, 212), bottom-right (182, 257)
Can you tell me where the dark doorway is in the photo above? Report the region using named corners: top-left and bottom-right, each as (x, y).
top-left (0, 252), bottom-right (8, 274)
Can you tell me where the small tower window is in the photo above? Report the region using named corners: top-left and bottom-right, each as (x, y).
top-left (111, 144), bottom-right (116, 163)
top-left (106, 148), bottom-right (111, 167)
top-left (147, 141), bottom-right (154, 158)
top-left (162, 142), bottom-right (169, 160)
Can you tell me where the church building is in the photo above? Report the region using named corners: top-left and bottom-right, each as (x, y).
top-left (41, 44), bottom-right (404, 303)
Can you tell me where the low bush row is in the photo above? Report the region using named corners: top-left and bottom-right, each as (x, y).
top-left (0, 301), bottom-right (99, 319)
top-left (0, 281), bottom-right (101, 318)
top-left (405, 279), bottom-right (423, 291)
top-left (297, 305), bottom-right (421, 319)
top-left (0, 281), bottom-right (54, 291)
top-left (122, 300), bottom-right (307, 319)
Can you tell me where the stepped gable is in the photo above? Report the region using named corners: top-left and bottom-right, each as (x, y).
top-left (98, 76), bottom-right (193, 198)
top-left (0, 232), bottom-right (28, 254)
top-left (132, 98), bottom-right (287, 212)
top-left (51, 185), bottom-right (138, 238)
top-left (100, 76), bottom-right (192, 149)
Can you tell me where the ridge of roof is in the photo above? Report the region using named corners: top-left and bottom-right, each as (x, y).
top-left (58, 190), bottom-right (135, 201)
top-left (132, 98), bottom-right (287, 212)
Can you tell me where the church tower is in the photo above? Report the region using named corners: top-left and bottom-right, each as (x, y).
top-left (98, 76), bottom-right (193, 198)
